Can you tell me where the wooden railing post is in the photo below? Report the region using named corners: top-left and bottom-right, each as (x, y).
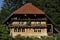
top-left (51, 24), bottom-right (53, 35)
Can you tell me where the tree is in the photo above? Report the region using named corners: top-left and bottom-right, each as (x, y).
top-left (56, 32), bottom-right (60, 40)
top-left (0, 0), bottom-right (23, 23)
top-left (0, 24), bottom-right (12, 40)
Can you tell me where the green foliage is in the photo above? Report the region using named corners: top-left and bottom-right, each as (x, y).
top-left (55, 32), bottom-right (60, 40)
top-left (27, 21), bottom-right (31, 26)
top-left (15, 35), bottom-right (25, 40)
top-left (0, 0), bottom-right (60, 39)
top-left (15, 35), bottom-right (40, 40)
top-left (45, 37), bottom-right (54, 40)
top-left (0, 0), bottom-right (23, 23)
top-left (0, 24), bottom-right (12, 40)
top-left (14, 35), bottom-right (55, 40)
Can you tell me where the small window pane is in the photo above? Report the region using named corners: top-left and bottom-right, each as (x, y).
top-left (22, 28), bottom-right (25, 32)
top-left (38, 30), bottom-right (41, 32)
top-left (41, 21), bottom-right (46, 26)
top-left (24, 22), bottom-right (27, 25)
top-left (18, 28), bottom-right (21, 32)
top-left (34, 28), bottom-right (41, 32)
top-left (34, 29), bottom-right (37, 32)
top-left (14, 28), bottom-right (17, 32)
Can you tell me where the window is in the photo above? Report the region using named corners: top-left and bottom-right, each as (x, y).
top-left (23, 22), bottom-right (27, 26)
top-left (36, 22), bottom-right (40, 24)
top-left (19, 22), bottom-right (24, 26)
top-left (20, 22), bottom-right (24, 24)
top-left (31, 22), bottom-right (40, 26)
top-left (18, 28), bottom-right (21, 32)
top-left (31, 22), bottom-right (35, 25)
top-left (41, 21), bottom-right (46, 26)
top-left (34, 29), bottom-right (37, 32)
top-left (14, 28), bottom-right (25, 32)
top-left (19, 22), bottom-right (27, 26)
top-left (14, 28), bottom-right (17, 32)
top-left (22, 28), bottom-right (25, 32)
top-left (34, 28), bottom-right (41, 32)
top-left (38, 30), bottom-right (41, 32)
top-left (24, 22), bottom-right (27, 24)
top-left (12, 22), bottom-right (19, 26)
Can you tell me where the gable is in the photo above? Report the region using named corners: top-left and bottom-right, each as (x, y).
top-left (13, 3), bottom-right (45, 14)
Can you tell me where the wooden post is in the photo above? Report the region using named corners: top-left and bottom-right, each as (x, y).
top-left (54, 34), bottom-right (57, 40)
top-left (51, 24), bottom-right (53, 35)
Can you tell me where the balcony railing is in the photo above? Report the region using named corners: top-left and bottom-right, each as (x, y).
top-left (9, 21), bottom-right (46, 27)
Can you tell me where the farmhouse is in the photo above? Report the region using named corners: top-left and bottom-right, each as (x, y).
top-left (3, 3), bottom-right (58, 37)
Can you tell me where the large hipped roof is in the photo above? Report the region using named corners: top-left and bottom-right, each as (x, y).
top-left (13, 3), bottom-right (45, 14)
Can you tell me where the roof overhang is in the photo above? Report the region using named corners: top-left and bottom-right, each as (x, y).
top-left (2, 13), bottom-right (13, 24)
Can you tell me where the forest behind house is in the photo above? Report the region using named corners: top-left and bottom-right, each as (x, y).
top-left (0, 0), bottom-right (60, 40)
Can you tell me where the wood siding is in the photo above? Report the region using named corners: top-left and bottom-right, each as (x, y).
top-left (10, 28), bottom-right (48, 37)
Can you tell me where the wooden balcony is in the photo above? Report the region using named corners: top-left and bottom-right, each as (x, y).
top-left (8, 23), bottom-right (46, 28)
top-left (8, 21), bottom-right (47, 28)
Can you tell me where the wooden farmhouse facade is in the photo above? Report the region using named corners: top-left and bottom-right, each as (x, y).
top-left (3, 3), bottom-right (58, 38)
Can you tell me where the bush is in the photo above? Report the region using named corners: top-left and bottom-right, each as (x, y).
top-left (56, 32), bottom-right (60, 40)
top-left (14, 35), bottom-right (41, 40)
top-left (15, 35), bottom-right (25, 40)
top-left (14, 35), bottom-right (55, 40)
